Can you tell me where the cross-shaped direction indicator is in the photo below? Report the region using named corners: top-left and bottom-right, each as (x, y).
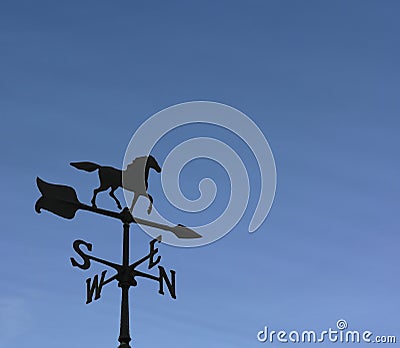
top-left (71, 236), bottom-right (177, 304)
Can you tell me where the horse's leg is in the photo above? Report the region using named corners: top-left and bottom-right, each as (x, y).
top-left (109, 187), bottom-right (122, 210)
top-left (129, 193), bottom-right (139, 213)
top-left (146, 194), bottom-right (154, 215)
top-left (91, 185), bottom-right (108, 208)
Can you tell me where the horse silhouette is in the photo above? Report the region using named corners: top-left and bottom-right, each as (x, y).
top-left (70, 155), bottom-right (161, 214)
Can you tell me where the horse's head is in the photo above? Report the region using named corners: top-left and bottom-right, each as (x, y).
top-left (147, 155), bottom-right (162, 173)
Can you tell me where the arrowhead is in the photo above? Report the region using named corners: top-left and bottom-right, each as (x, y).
top-left (171, 224), bottom-right (202, 239)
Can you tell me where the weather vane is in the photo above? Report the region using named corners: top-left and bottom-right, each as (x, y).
top-left (35, 156), bottom-right (201, 348)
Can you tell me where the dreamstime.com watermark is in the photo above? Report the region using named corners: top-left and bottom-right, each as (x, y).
top-left (257, 320), bottom-right (396, 344)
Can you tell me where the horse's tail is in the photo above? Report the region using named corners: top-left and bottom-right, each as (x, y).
top-left (70, 162), bottom-right (100, 172)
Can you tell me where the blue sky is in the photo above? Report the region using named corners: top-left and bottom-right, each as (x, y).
top-left (1, 1), bottom-right (399, 347)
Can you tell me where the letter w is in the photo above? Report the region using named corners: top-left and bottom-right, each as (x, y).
top-left (86, 270), bottom-right (107, 304)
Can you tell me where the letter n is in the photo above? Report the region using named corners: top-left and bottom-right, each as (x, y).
top-left (158, 266), bottom-right (176, 299)
top-left (86, 270), bottom-right (107, 304)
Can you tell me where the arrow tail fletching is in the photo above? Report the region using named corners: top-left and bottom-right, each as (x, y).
top-left (35, 177), bottom-right (81, 219)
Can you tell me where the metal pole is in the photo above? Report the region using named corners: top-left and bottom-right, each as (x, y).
top-left (118, 222), bottom-right (132, 348)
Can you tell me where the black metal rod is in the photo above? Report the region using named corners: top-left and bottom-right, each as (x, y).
top-left (86, 254), bottom-right (122, 272)
top-left (123, 223), bottom-right (130, 266)
top-left (79, 203), bottom-right (123, 220)
top-left (118, 222), bottom-right (132, 348)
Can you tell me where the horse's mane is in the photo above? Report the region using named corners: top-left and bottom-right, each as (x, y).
top-left (126, 156), bottom-right (148, 173)
top-left (123, 156), bottom-right (149, 193)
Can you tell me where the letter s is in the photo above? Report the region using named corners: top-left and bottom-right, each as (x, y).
top-left (70, 239), bottom-right (92, 270)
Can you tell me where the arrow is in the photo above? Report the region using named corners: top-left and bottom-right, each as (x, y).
top-left (35, 178), bottom-right (202, 239)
